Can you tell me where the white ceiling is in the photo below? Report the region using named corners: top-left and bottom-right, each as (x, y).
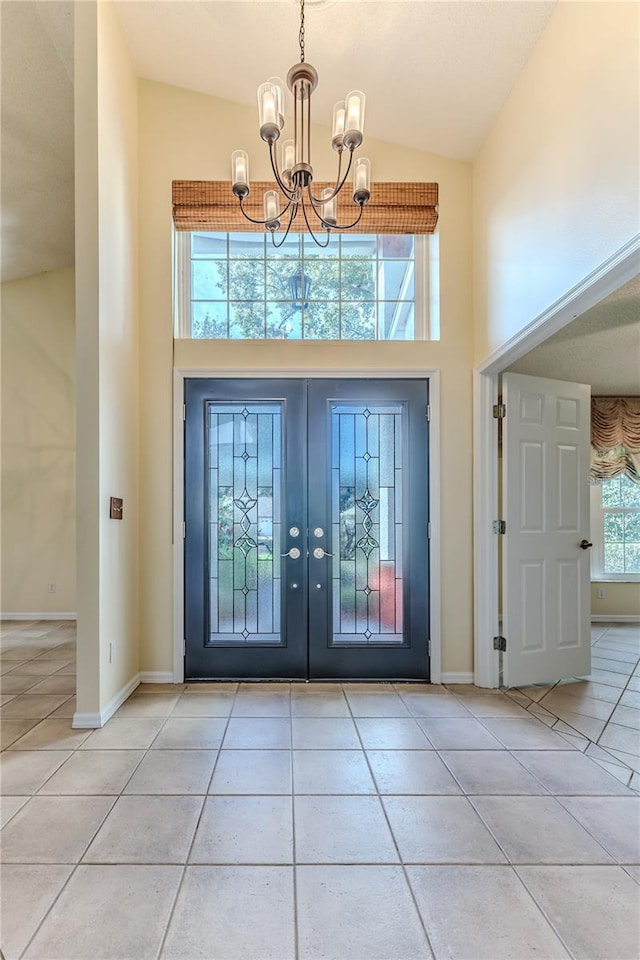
top-left (507, 275), bottom-right (640, 395)
top-left (1, 1), bottom-right (74, 283)
top-left (114, 0), bottom-right (556, 162)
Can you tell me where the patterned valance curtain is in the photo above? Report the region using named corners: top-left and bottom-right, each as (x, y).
top-left (172, 181), bottom-right (439, 234)
top-left (589, 397), bottom-right (640, 483)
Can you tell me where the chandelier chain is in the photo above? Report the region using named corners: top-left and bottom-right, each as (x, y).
top-left (299, 0), bottom-right (305, 62)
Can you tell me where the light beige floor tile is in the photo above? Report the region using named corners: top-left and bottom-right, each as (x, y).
top-left (367, 750), bottom-right (462, 795)
top-left (0, 674), bottom-right (40, 695)
top-left (290, 691), bottom-right (351, 717)
top-left (150, 717), bottom-right (227, 750)
top-left (383, 796), bottom-right (506, 863)
top-left (557, 678), bottom-right (623, 704)
top-left (591, 656), bottom-right (635, 677)
top-left (547, 709), bottom-right (607, 741)
top-left (23, 865), bottom-right (182, 960)
top-left (26, 674), bottom-right (76, 696)
top-left (48, 696), bottom-right (76, 718)
top-left (410, 865), bottom-right (570, 960)
top-left (0, 660), bottom-right (28, 674)
top-left (439, 751), bottom-right (548, 795)
top-left (399, 693), bottom-right (471, 718)
top-left (528, 704), bottom-right (560, 727)
top-left (394, 682), bottom-right (447, 694)
top-left (124, 749), bottom-right (216, 794)
top-left (1, 693), bottom-right (16, 704)
top-left (514, 683), bottom-right (557, 702)
top-left (592, 758), bottom-right (633, 786)
top-left (504, 690), bottom-right (532, 707)
top-left (231, 691), bottom-right (291, 717)
top-left (621, 688), bottom-right (640, 708)
top-left (40, 751), bottom-right (145, 795)
top-left (238, 682), bottom-right (291, 695)
top-left (8, 718), bottom-right (91, 751)
top-left (161, 866), bottom-right (295, 960)
top-left (582, 668), bottom-right (629, 688)
top-left (513, 750), bottom-right (634, 795)
top-left (5, 660), bottom-right (63, 677)
top-left (292, 717), bottom-right (360, 749)
top-left (599, 721), bottom-right (640, 757)
top-left (222, 717), bottom-right (291, 749)
top-left (418, 717), bottom-right (503, 750)
top-left (559, 796), bottom-right (640, 862)
top-left (184, 681), bottom-right (238, 694)
top-left (84, 795), bottom-right (203, 863)
top-left (626, 675), bottom-right (640, 692)
top-left (481, 717), bottom-right (577, 750)
top-left (295, 795), bottom-right (398, 863)
top-left (624, 865), bottom-right (640, 883)
top-left (115, 693), bottom-right (180, 718)
top-left (517, 866), bottom-right (640, 960)
top-left (0, 864), bottom-right (74, 960)
top-left (592, 644), bottom-right (638, 663)
top-left (343, 691), bottom-right (411, 717)
top-left (190, 795), bottom-right (293, 863)
top-left (444, 684), bottom-right (500, 697)
top-left (171, 692), bottom-right (235, 717)
top-left (293, 750), bottom-right (375, 794)
top-left (551, 720), bottom-right (591, 747)
top-left (586, 740), bottom-right (632, 768)
top-left (136, 682), bottom-right (186, 694)
top-left (1, 796), bottom-right (115, 862)
top-left (471, 796), bottom-right (613, 864)
top-left (541, 689), bottom-right (614, 722)
top-left (80, 718), bottom-right (165, 750)
top-left (0, 795), bottom-right (30, 827)
top-left (603, 746), bottom-right (640, 774)
top-left (457, 695), bottom-right (530, 718)
top-left (354, 717), bottom-right (432, 749)
top-left (611, 703), bottom-right (640, 730)
top-left (0, 750), bottom-right (71, 794)
top-left (297, 865), bottom-right (431, 960)
top-left (34, 644), bottom-right (76, 661)
top-left (0, 719), bottom-right (39, 749)
top-left (52, 661), bottom-right (76, 675)
top-left (209, 749), bottom-right (291, 794)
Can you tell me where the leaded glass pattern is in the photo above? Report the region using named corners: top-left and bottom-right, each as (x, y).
top-left (601, 475), bottom-right (640, 574)
top-left (207, 402), bottom-right (282, 644)
top-left (331, 402), bottom-right (405, 644)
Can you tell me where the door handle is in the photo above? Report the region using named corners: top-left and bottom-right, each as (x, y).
top-left (312, 547), bottom-right (333, 559)
top-left (579, 539), bottom-right (593, 550)
top-left (281, 547), bottom-right (301, 559)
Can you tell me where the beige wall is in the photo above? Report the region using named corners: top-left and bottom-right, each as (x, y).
top-left (473, 1), bottom-right (640, 364)
top-left (1, 268), bottom-right (76, 615)
top-left (74, 0), bottom-right (139, 718)
top-left (138, 79), bottom-right (474, 676)
top-left (591, 583), bottom-right (640, 619)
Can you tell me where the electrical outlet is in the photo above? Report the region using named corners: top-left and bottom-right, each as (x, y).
top-left (47, 582), bottom-right (57, 594)
top-left (109, 641), bottom-right (114, 663)
top-left (597, 587), bottom-right (605, 600)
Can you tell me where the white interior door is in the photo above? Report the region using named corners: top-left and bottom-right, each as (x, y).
top-left (502, 373), bottom-right (591, 687)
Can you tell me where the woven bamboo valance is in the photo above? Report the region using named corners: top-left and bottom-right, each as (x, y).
top-left (172, 180), bottom-right (438, 235)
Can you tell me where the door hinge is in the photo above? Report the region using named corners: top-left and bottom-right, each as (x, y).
top-left (493, 520), bottom-right (506, 535)
top-left (493, 403), bottom-right (506, 419)
top-left (493, 635), bottom-right (507, 652)
top-left (426, 404), bottom-right (431, 421)
top-left (183, 637), bottom-right (186, 656)
top-left (427, 521), bottom-right (432, 539)
top-left (183, 403), bottom-right (186, 421)
top-left (183, 521), bottom-right (186, 539)
top-left (428, 638), bottom-right (432, 656)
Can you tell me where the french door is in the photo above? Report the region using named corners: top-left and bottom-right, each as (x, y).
top-left (184, 378), bottom-right (430, 680)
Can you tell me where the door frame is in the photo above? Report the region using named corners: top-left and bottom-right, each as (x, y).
top-left (173, 366), bottom-right (442, 684)
top-left (473, 234), bottom-right (640, 688)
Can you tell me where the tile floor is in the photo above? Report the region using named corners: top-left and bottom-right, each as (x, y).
top-left (1, 619), bottom-right (639, 959)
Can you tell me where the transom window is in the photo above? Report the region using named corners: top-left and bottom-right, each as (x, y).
top-left (174, 232), bottom-right (438, 340)
top-left (590, 475), bottom-right (640, 580)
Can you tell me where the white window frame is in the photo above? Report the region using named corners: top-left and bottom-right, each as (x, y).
top-left (173, 230), bottom-right (438, 341)
top-left (590, 482), bottom-right (640, 582)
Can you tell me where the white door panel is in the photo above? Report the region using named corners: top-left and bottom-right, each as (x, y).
top-left (503, 373), bottom-right (591, 687)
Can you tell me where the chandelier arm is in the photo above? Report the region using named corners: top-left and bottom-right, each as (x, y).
top-left (307, 187), bottom-right (366, 231)
top-left (239, 194), bottom-right (295, 226)
top-left (268, 141), bottom-right (297, 200)
top-left (269, 201), bottom-right (298, 248)
top-left (300, 194), bottom-right (332, 248)
top-left (308, 148), bottom-right (354, 205)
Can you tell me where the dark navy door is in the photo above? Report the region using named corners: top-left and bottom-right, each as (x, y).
top-left (184, 378), bottom-right (429, 680)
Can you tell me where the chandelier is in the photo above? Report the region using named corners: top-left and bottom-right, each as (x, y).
top-left (231, 0), bottom-right (371, 247)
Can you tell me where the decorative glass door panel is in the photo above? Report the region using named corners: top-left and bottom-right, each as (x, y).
top-left (185, 378), bottom-right (429, 680)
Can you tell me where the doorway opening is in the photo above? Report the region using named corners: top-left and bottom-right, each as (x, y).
top-left (183, 378), bottom-right (430, 681)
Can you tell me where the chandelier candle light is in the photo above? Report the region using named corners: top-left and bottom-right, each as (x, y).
top-left (231, 0), bottom-right (371, 247)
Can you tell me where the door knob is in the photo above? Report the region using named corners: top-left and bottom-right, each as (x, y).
top-left (282, 547), bottom-right (301, 559)
top-left (312, 547), bottom-right (333, 559)
top-left (579, 539), bottom-right (593, 550)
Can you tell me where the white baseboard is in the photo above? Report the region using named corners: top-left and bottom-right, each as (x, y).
top-left (1, 612), bottom-right (77, 621)
top-left (591, 615), bottom-right (640, 623)
top-left (139, 672), bottom-right (175, 683)
top-left (441, 671), bottom-right (475, 684)
top-left (72, 672), bottom-right (140, 729)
